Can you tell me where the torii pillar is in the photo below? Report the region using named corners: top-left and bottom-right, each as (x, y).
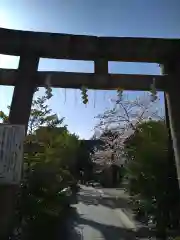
top-left (163, 60), bottom-right (180, 188)
top-left (0, 53), bottom-right (39, 239)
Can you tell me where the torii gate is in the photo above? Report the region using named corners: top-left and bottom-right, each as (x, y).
top-left (0, 27), bottom-right (180, 237)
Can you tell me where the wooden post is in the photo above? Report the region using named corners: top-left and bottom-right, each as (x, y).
top-left (94, 59), bottom-right (108, 88)
top-left (0, 54), bottom-right (39, 239)
top-left (94, 59), bottom-right (108, 74)
top-left (163, 61), bottom-right (180, 187)
top-left (164, 93), bottom-right (180, 227)
top-left (9, 54), bottom-right (39, 128)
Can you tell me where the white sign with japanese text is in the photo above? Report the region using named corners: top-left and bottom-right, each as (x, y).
top-left (0, 124), bottom-right (25, 184)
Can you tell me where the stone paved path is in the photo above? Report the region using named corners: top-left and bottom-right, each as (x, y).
top-left (67, 185), bottom-right (141, 240)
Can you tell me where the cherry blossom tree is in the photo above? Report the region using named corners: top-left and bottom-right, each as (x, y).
top-left (92, 91), bottom-right (164, 168)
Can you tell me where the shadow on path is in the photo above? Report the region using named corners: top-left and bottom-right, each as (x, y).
top-left (66, 207), bottom-right (157, 240)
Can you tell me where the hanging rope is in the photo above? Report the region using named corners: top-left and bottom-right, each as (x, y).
top-left (45, 74), bottom-right (51, 88)
top-left (45, 74), bottom-right (52, 99)
top-left (150, 78), bottom-right (157, 102)
top-left (159, 64), bottom-right (165, 75)
top-left (93, 90), bottom-right (96, 108)
top-left (64, 88), bottom-right (67, 104)
top-left (81, 86), bottom-right (88, 105)
top-left (103, 91), bottom-right (106, 101)
top-left (116, 88), bottom-right (123, 103)
top-left (74, 89), bottom-right (77, 106)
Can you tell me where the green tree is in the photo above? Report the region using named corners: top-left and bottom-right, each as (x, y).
top-left (34, 126), bottom-right (80, 175)
top-left (0, 110), bottom-right (8, 122)
top-left (124, 120), bottom-right (180, 236)
top-left (28, 87), bottom-right (63, 134)
top-left (0, 87), bottom-right (63, 130)
top-left (0, 87), bottom-right (80, 240)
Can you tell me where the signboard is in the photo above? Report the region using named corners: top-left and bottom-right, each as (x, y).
top-left (0, 124), bottom-right (25, 184)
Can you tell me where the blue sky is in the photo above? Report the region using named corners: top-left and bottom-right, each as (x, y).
top-left (0, 0), bottom-right (180, 139)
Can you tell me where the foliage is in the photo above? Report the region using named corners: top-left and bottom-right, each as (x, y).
top-left (2, 87), bottom-right (80, 239)
top-left (30, 126), bottom-right (80, 173)
top-left (28, 87), bottom-right (63, 134)
top-left (125, 120), bottom-right (168, 197)
top-left (124, 120), bottom-right (180, 235)
top-left (0, 110), bottom-right (8, 122)
top-left (18, 156), bottom-right (75, 240)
